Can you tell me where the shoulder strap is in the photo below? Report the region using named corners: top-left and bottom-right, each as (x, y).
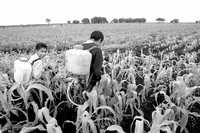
top-left (87, 46), bottom-right (97, 52)
top-left (73, 45), bottom-right (83, 49)
top-left (31, 58), bottom-right (41, 66)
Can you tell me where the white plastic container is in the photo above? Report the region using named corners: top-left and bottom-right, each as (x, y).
top-left (65, 49), bottom-right (92, 75)
top-left (14, 57), bottom-right (32, 84)
top-left (134, 119), bottom-right (144, 133)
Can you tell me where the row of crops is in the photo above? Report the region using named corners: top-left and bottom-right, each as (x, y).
top-left (1, 33), bottom-right (200, 133)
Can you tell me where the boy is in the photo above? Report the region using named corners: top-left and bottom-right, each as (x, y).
top-left (28, 42), bottom-right (48, 79)
top-left (82, 30), bottom-right (104, 92)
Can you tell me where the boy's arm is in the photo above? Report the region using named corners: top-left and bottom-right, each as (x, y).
top-left (92, 48), bottom-right (103, 80)
top-left (87, 48), bottom-right (103, 92)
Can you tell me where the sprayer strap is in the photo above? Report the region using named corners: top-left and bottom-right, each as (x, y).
top-left (87, 46), bottom-right (97, 52)
top-left (31, 58), bottom-right (41, 66)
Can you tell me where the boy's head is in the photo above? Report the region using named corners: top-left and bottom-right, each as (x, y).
top-left (35, 42), bottom-right (47, 58)
top-left (90, 31), bottom-right (104, 44)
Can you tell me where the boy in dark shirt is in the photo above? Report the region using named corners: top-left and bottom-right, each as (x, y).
top-left (82, 31), bottom-right (104, 92)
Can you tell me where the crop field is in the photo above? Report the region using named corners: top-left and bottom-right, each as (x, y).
top-left (1, 23), bottom-right (200, 51)
top-left (1, 23), bottom-right (200, 133)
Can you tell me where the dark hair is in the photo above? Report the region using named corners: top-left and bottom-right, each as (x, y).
top-left (90, 31), bottom-right (104, 42)
top-left (35, 42), bottom-right (47, 50)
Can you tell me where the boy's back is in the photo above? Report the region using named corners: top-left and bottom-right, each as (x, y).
top-left (82, 40), bottom-right (103, 91)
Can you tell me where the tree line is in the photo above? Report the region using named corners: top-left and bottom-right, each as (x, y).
top-left (45, 17), bottom-right (200, 24)
top-left (66, 17), bottom-right (180, 24)
top-left (66, 17), bottom-right (147, 24)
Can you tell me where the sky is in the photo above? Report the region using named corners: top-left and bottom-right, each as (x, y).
top-left (0, 0), bottom-right (199, 25)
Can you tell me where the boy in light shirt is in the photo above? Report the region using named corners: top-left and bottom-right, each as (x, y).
top-left (28, 42), bottom-right (48, 79)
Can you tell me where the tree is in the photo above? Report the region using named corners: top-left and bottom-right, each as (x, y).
top-left (91, 17), bottom-right (108, 24)
top-left (81, 18), bottom-right (90, 24)
top-left (67, 21), bottom-right (71, 24)
top-left (170, 19), bottom-right (179, 23)
top-left (102, 17), bottom-right (108, 23)
top-left (135, 18), bottom-right (146, 23)
top-left (110, 18), bottom-right (119, 23)
top-left (119, 18), bottom-right (126, 23)
top-left (195, 20), bottom-right (200, 24)
top-left (156, 18), bottom-right (165, 22)
top-left (118, 18), bottom-right (146, 23)
top-left (72, 20), bottom-right (80, 24)
top-left (45, 18), bottom-right (51, 25)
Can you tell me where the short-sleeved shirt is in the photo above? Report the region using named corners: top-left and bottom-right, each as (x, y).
top-left (28, 53), bottom-right (44, 79)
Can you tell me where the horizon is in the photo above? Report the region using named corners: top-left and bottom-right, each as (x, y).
top-left (0, 0), bottom-right (200, 26)
top-left (0, 22), bottom-right (198, 27)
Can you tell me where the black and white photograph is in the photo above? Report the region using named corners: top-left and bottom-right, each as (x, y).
top-left (0, 0), bottom-right (200, 132)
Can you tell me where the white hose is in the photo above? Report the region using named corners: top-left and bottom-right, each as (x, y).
top-left (66, 79), bottom-right (84, 106)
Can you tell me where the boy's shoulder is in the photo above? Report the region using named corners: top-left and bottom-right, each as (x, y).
top-left (82, 40), bottom-right (99, 49)
top-left (28, 53), bottom-right (40, 64)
